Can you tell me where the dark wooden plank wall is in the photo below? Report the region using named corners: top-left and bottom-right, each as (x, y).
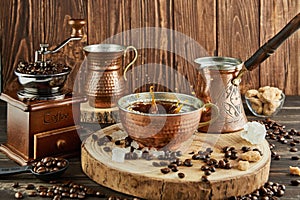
top-left (0, 0), bottom-right (299, 96)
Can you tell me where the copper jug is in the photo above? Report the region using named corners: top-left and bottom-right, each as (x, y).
top-left (195, 13), bottom-right (300, 133)
top-left (83, 44), bottom-right (138, 108)
top-left (195, 57), bottom-right (247, 133)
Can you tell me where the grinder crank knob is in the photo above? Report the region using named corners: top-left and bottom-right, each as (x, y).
top-left (68, 19), bottom-right (86, 38)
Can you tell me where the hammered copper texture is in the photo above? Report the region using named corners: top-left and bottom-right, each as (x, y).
top-left (85, 51), bottom-right (125, 108)
top-left (119, 110), bottom-right (201, 151)
top-left (118, 92), bottom-right (204, 151)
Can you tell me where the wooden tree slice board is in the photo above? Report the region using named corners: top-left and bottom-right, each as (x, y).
top-left (80, 102), bottom-right (119, 124)
top-left (81, 124), bottom-right (271, 200)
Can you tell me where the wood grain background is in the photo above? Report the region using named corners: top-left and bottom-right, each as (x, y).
top-left (0, 0), bottom-right (299, 96)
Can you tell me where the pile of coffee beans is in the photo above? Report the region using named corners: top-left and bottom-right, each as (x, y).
top-left (16, 61), bottom-right (69, 75)
top-left (228, 181), bottom-right (286, 200)
top-left (262, 118), bottom-right (300, 161)
top-left (13, 181), bottom-right (139, 199)
top-left (31, 157), bottom-right (68, 174)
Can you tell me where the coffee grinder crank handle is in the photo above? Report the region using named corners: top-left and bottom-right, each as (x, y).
top-left (35, 19), bottom-right (86, 62)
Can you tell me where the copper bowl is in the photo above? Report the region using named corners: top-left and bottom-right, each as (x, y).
top-left (118, 92), bottom-right (205, 151)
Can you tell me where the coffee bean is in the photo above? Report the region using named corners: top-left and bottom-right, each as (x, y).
top-left (224, 162), bottom-right (232, 169)
top-left (192, 154), bottom-right (201, 160)
top-left (269, 143), bottom-right (275, 150)
top-left (206, 147), bottom-right (213, 153)
top-left (183, 159), bottom-right (193, 167)
top-left (103, 146), bottom-right (111, 152)
top-left (152, 162), bottom-right (160, 167)
top-left (14, 192), bottom-right (23, 199)
top-left (230, 154), bottom-right (238, 160)
top-left (171, 166), bottom-right (178, 172)
top-left (293, 139), bottom-right (300, 143)
top-left (274, 155), bottom-right (281, 160)
top-left (25, 184), bottom-right (35, 190)
top-left (159, 161), bottom-right (168, 166)
top-left (170, 152), bottom-right (177, 159)
top-left (47, 191), bottom-right (54, 197)
top-left (53, 194), bottom-right (62, 200)
top-left (222, 146), bottom-right (230, 153)
top-left (201, 175), bottom-right (209, 182)
top-left (70, 193), bottom-right (78, 198)
top-left (176, 151), bottom-right (183, 157)
top-left (281, 140), bottom-right (288, 144)
top-left (39, 191), bottom-right (47, 197)
top-left (218, 160), bottom-right (226, 168)
top-left (290, 147), bottom-right (298, 152)
top-left (204, 170), bottom-right (211, 176)
top-left (92, 134), bottom-right (98, 141)
top-left (290, 141), bottom-right (297, 146)
top-left (291, 156), bottom-right (300, 160)
top-left (291, 180), bottom-right (300, 186)
top-left (160, 168), bottom-right (170, 174)
top-left (276, 189), bottom-right (285, 197)
top-left (201, 165), bottom-right (209, 171)
top-left (278, 184), bottom-right (286, 191)
top-left (78, 194), bottom-right (85, 199)
top-left (61, 192), bottom-right (69, 197)
top-left (178, 172), bottom-right (185, 179)
top-left (209, 166), bottom-right (216, 172)
top-left (271, 150), bottom-right (277, 157)
top-left (36, 166), bottom-right (47, 174)
top-left (171, 158), bottom-right (182, 166)
top-left (27, 191), bottom-right (37, 197)
top-left (37, 185), bottom-right (48, 192)
top-left (12, 182), bottom-right (19, 188)
top-left (224, 151), bottom-right (231, 158)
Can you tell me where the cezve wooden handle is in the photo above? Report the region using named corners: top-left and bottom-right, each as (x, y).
top-left (244, 13), bottom-right (300, 70)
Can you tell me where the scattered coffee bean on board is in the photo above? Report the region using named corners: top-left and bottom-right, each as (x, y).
top-left (152, 162), bottom-right (160, 167)
top-left (161, 168), bottom-right (171, 174)
top-left (178, 172), bottom-right (185, 179)
top-left (103, 146), bottom-right (111, 152)
top-left (183, 159), bottom-right (193, 167)
top-left (201, 175), bottom-right (209, 182)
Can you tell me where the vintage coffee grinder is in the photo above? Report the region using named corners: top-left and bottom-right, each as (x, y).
top-left (0, 19), bottom-right (87, 165)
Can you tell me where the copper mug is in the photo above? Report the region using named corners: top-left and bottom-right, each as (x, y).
top-left (83, 44), bottom-right (138, 108)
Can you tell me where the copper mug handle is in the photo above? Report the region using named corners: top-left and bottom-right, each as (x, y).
top-left (198, 103), bottom-right (219, 128)
top-left (123, 46), bottom-right (138, 81)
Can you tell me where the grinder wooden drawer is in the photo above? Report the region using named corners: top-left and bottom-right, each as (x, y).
top-left (34, 125), bottom-right (81, 159)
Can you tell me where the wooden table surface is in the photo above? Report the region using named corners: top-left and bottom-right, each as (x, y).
top-left (0, 96), bottom-right (300, 200)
